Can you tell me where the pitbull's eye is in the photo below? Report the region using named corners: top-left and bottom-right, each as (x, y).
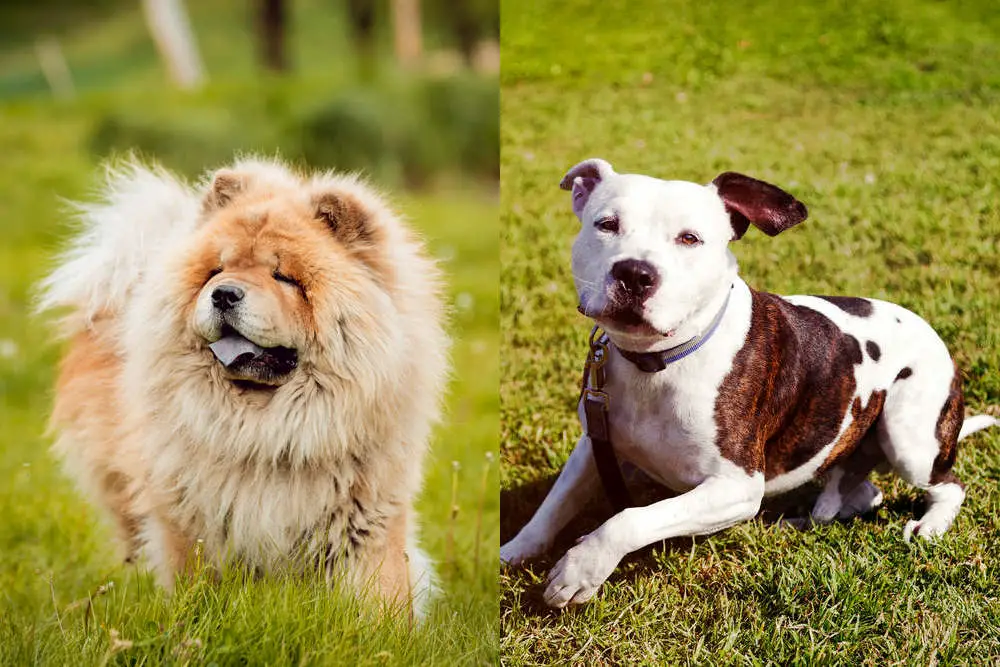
top-left (595, 216), bottom-right (620, 234)
top-left (676, 231), bottom-right (702, 247)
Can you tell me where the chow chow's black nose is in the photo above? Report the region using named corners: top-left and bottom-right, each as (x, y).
top-left (611, 259), bottom-right (659, 301)
top-left (211, 285), bottom-right (245, 311)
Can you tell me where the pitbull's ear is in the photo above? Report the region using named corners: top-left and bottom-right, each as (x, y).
top-left (559, 158), bottom-right (616, 218)
top-left (712, 172), bottom-right (808, 240)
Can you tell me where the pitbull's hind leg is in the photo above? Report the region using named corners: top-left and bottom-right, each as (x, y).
top-left (811, 430), bottom-right (885, 523)
top-left (878, 363), bottom-right (968, 541)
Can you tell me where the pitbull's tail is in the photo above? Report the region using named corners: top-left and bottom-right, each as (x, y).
top-left (958, 415), bottom-right (999, 441)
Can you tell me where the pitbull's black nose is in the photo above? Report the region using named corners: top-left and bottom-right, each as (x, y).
top-left (611, 259), bottom-right (659, 301)
top-left (211, 285), bottom-right (245, 311)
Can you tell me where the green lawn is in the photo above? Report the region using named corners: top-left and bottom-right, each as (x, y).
top-left (500, 0), bottom-right (1000, 663)
top-left (0, 99), bottom-right (499, 665)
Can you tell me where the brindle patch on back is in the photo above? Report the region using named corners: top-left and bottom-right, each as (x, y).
top-left (816, 295), bottom-right (874, 318)
top-left (817, 390), bottom-right (886, 476)
top-left (931, 366), bottom-right (964, 486)
top-left (715, 290), bottom-right (883, 479)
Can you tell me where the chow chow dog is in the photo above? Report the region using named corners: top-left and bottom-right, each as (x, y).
top-left (38, 157), bottom-right (448, 617)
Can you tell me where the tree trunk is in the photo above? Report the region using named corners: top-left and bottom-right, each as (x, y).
top-left (259, 0), bottom-right (288, 72)
top-left (392, 0), bottom-right (422, 67)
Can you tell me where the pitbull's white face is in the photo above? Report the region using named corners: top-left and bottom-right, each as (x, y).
top-left (571, 173), bottom-right (737, 349)
top-left (563, 158), bottom-right (808, 352)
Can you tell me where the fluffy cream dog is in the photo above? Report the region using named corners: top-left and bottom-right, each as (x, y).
top-left (38, 158), bottom-right (448, 617)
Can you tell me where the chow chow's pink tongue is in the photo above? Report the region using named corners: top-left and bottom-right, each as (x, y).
top-left (209, 335), bottom-right (265, 367)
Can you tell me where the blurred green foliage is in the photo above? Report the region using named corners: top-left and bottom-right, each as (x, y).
top-left (87, 74), bottom-right (498, 188)
top-left (0, 0), bottom-right (499, 189)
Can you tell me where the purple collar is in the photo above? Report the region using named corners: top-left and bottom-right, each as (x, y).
top-left (615, 287), bottom-right (732, 373)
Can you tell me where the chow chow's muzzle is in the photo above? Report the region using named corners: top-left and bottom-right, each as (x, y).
top-left (204, 283), bottom-right (299, 383)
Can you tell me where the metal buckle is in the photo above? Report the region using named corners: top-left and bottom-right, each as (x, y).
top-left (586, 325), bottom-right (609, 394)
top-left (582, 386), bottom-right (609, 406)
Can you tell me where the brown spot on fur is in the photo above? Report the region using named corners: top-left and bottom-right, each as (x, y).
top-left (895, 367), bottom-right (913, 381)
top-left (865, 341), bottom-right (881, 361)
top-left (931, 366), bottom-right (964, 486)
top-left (816, 296), bottom-right (873, 317)
top-left (818, 390), bottom-right (886, 476)
top-left (715, 290), bottom-right (882, 479)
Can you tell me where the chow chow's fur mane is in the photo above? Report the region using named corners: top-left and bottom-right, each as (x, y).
top-left (38, 157), bottom-right (449, 618)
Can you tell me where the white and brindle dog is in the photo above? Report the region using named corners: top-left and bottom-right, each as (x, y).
top-left (500, 158), bottom-right (998, 608)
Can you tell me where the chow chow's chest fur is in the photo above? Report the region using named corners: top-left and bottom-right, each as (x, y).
top-left (150, 447), bottom-right (403, 570)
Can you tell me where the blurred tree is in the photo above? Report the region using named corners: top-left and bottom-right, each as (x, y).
top-left (346, 0), bottom-right (377, 77)
top-left (446, 0), bottom-right (491, 66)
top-left (426, 0), bottom-right (498, 66)
top-left (259, 0), bottom-right (288, 71)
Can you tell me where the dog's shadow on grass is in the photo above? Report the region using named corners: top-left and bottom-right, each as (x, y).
top-left (502, 468), bottom-right (922, 618)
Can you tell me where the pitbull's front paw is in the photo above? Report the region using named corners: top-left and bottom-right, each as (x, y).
top-left (543, 534), bottom-right (622, 608)
top-left (500, 533), bottom-right (551, 565)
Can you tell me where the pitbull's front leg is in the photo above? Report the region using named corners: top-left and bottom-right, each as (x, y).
top-left (501, 434), bottom-right (601, 565)
top-left (543, 467), bottom-right (764, 608)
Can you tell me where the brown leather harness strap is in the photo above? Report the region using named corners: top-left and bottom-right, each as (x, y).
top-left (580, 327), bottom-right (633, 512)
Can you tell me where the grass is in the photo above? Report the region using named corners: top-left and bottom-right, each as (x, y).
top-left (500, 0), bottom-right (1000, 663)
top-left (0, 84), bottom-right (498, 667)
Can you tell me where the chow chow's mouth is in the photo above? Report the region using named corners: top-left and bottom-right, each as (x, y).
top-left (208, 324), bottom-right (298, 383)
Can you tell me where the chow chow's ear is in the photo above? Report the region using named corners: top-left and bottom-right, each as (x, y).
top-left (712, 172), bottom-right (808, 240)
top-left (314, 191), bottom-right (372, 244)
top-left (559, 158), bottom-right (616, 219)
top-left (203, 169), bottom-right (248, 212)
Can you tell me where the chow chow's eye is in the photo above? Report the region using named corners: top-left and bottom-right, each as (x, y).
top-left (207, 267), bottom-right (223, 280)
top-left (273, 270), bottom-right (302, 289)
top-left (676, 231), bottom-right (702, 246)
top-left (595, 216), bottom-right (620, 234)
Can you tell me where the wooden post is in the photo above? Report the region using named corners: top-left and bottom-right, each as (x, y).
top-left (392, 0), bottom-right (422, 67)
top-left (35, 37), bottom-right (76, 99)
top-left (141, 0), bottom-right (205, 89)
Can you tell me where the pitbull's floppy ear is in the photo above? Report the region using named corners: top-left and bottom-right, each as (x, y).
top-left (712, 172), bottom-right (808, 240)
top-left (559, 158), bottom-right (616, 218)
